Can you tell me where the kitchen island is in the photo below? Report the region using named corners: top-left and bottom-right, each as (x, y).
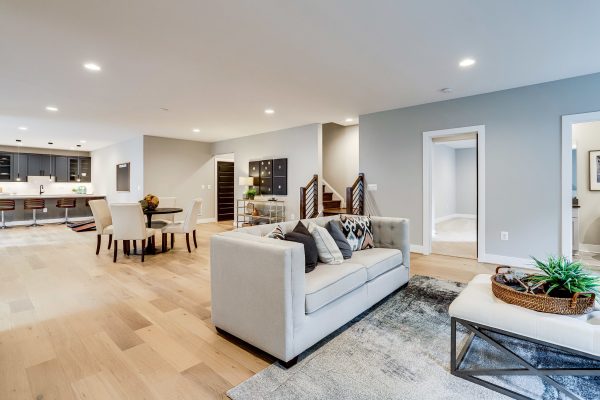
top-left (0, 194), bottom-right (105, 226)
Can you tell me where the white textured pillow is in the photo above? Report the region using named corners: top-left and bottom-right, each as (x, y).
top-left (308, 222), bottom-right (343, 264)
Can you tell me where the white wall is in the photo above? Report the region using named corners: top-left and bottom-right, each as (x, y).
top-left (143, 136), bottom-right (215, 221)
top-left (433, 144), bottom-right (456, 220)
top-left (455, 148), bottom-right (477, 215)
top-left (211, 124), bottom-right (320, 220)
top-left (91, 136), bottom-right (144, 203)
top-left (573, 121), bottom-right (600, 248)
top-left (322, 123), bottom-right (359, 196)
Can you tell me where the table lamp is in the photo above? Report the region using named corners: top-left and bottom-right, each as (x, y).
top-left (239, 177), bottom-right (256, 199)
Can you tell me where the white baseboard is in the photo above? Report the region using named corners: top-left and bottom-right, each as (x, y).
top-left (435, 213), bottom-right (476, 223)
top-left (578, 243), bottom-right (600, 253)
top-left (479, 253), bottom-right (536, 270)
top-left (4, 216), bottom-right (92, 227)
top-left (410, 244), bottom-right (425, 254)
top-left (197, 218), bottom-right (217, 224)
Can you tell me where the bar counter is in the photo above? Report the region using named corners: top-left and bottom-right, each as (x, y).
top-left (0, 194), bottom-right (105, 225)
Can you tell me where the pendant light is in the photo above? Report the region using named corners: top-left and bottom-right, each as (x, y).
top-left (48, 142), bottom-right (54, 181)
top-left (76, 144), bottom-right (81, 182)
top-left (15, 139), bottom-right (22, 181)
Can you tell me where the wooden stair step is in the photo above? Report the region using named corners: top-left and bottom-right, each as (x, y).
top-left (323, 200), bottom-right (341, 208)
top-left (322, 208), bottom-right (346, 216)
top-left (323, 192), bottom-right (333, 201)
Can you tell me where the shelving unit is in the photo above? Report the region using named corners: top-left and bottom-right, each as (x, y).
top-left (236, 199), bottom-right (285, 228)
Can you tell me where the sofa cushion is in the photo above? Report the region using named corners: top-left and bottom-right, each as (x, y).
top-left (265, 224), bottom-right (285, 240)
top-left (305, 262), bottom-right (367, 313)
top-left (293, 220), bottom-right (311, 236)
top-left (308, 222), bottom-right (343, 264)
top-left (284, 232), bottom-right (319, 273)
top-left (326, 221), bottom-right (352, 259)
top-left (349, 248), bottom-right (403, 281)
top-left (340, 215), bottom-right (374, 251)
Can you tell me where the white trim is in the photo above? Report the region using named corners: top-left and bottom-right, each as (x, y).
top-left (197, 217), bottom-right (217, 224)
top-left (561, 111), bottom-right (600, 258)
top-left (213, 153), bottom-right (235, 221)
top-left (578, 243), bottom-right (600, 254)
top-left (410, 244), bottom-right (425, 254)
top-left (4, 216), bottom-right (91, 227)
top-left (321, 178), bottom-right (345, 208)
top-left (479, 253), bottom-right (537, 271)
top-left (423, 125), bottom-right (486, 263)
top-left (435, 213), bottom-right (477, 223)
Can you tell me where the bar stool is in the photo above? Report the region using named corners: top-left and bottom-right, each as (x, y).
top-left (0, 200), bottom-right (15, 229)
top-left (56, 198), bottom-right (76, 224)
top-left (24, 198), bottom-right (45, 227)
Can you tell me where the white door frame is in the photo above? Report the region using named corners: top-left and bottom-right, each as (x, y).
top-left (214, 153), bottom-right (235, 224)
top-left (422, 125), bottom-right (485, 260)
top-left (561, 111), bottom-right (600, 257)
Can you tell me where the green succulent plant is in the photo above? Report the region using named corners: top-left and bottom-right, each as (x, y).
top-left (527, 256), bottom-right (600, 297)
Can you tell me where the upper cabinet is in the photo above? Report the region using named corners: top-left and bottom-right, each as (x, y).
top-left (0, 152), bottom-right (91, 182)
top-left (68, 157), bottom-right (91, 182)
top-left (27, 154), bottom-right (53, 177)
top-left (0, 153), bottom-right (12, 181)
top-left (11, 154), bottom-right (28, 181)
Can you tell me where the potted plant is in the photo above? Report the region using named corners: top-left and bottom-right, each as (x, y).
top-left (491, 256), bottom-right (600, 315)
top-left (245, 188), bottom-right (257, 200)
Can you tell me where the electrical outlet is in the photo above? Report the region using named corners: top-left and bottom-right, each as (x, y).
top-left (207, 184), bottom-right (212, 190)
top-left (501, 231), bottom-right (508, 241)
top-left (367, 184), bottom-right (378, 191)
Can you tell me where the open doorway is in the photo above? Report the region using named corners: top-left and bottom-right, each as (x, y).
top-left (214, 154), bottom-right (235, 223)
top-left (423, 125), bottom-right (485, 262)
top-left (431, 135), bottom-right (477, 259)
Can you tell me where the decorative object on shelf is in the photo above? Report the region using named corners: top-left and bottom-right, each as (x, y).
top-left (246, 188), bottom-right (257, 200)
top-left (491, 256), bottom-right (600, 315)
top-left (252, 208), bottom-right (259, 217)
top-left (245, 202), bottom-right (255, 215)
top-left (590, 150), bottom-right (600, 190)
top-left (236, 199), bottom-right (285, 228)
top-left (239, 176), bottom-right (257, 199)
top-left (140, 194), bottom-right (160, 211)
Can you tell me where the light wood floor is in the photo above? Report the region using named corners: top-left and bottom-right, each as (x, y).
top-left (0, 223), bottom-right (499, 399)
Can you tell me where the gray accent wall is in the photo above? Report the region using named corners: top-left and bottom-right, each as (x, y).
top-left (359, 72), bottom-right (600, 259)
top-left (143, 136), bottom-right (215, 221)
top-left (455, 148), bottom-right (477, 215)
top-left (211, 124), bottom-right (320, 221)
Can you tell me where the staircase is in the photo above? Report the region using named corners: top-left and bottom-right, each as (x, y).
top-left (322, 185), bottom-right (344, 216)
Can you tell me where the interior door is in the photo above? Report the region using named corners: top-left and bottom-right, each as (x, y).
top-left (217, 161), bottom-right (234, 221)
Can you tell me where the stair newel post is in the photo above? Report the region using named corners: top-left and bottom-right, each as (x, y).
top-left (345, 186), bottom-right (353, 215)
top-left (300, 187), bottom-right (307, 219)
top-left (312, 177), bottom-right (318, 218)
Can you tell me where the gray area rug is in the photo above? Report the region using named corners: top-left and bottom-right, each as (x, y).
top-left (228, 275), bottom-right (600, 400)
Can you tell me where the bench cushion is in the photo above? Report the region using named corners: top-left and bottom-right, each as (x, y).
top-left (305, 262), bottom-right (367, 314)
top-left (449, 274), bottom-right (600, 357)
top-left (349, 248), bottom-right (403, 281)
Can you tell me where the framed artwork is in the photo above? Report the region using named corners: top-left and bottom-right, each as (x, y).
top-left (590, 151), bottom-right (600, 190)
top-left (116, 162), bottom-right (131, 192)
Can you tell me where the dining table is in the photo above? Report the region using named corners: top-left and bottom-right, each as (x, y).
top-left (143, 207), bottom-right (183, 254)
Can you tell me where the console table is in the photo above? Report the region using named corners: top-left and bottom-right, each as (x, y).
top-left (236, 199), bottom-right (285, 228)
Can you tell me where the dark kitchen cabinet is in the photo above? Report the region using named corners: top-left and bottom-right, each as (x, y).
top-left (11, 154), bottom-right (28, 181)
top-left (27, 154), bottom-right (53, 176)
top-left (80, 157), bottom-right (91, 182)
top-left (54, 156), bottom-right (69, 182)
top-left (0, 153), bottom-right (11, 181)
top-left (68, 157), bottom-right (92, 182)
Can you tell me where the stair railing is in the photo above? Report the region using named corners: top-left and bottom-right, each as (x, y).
top-left (345, 173), bottom-right (365, 215)
top-left (300, 174), bottom-right (319, 219)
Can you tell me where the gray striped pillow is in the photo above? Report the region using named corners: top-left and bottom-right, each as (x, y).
top-left (307, 222), bottom-right (343, 264)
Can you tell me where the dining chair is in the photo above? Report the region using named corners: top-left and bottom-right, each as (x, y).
top-left (161, 198), bottom-right (202, 253)
top-left (110, 203), bottom-right (155, 262)
top-left (89, 199), bottom-right (114, 255)
top-left (151, 196), bottom-right (177, 229)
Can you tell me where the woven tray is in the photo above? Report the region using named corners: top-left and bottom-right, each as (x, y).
top-left (491, 266), bottom-right (596, 315)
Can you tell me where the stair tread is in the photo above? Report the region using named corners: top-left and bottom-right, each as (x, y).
top-left (323, 208), bottom-right (346, 215)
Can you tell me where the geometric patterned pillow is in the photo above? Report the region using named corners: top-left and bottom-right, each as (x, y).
top-left (265, 224), bottom-right (285, 240)
top-left (339, 215), bottom-right (374, 251)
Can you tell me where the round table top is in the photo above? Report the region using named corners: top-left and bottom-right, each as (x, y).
top-left (143, 207), bottom-right (183, 215)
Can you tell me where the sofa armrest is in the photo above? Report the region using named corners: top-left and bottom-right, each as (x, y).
top-left (210, 233), bottom-right (305, 361)
top-left (371, 216), bottom-right (410, 269)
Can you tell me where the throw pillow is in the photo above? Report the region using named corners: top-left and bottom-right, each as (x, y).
top-left (292, 220), bottom-right (311, 237)
top-left (284, 232), bottom-right (318, 273)
top-left (339, 215), bottom-right (375, 251)
top-left (326, 221), bottom-right (352, 259)
top-left (307, 222), bottom-right (343, 264)
top-left (265, 225), bottom-right (284, 240)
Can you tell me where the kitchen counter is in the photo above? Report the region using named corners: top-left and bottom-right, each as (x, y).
top-left (0, 193), bottom-right (104, 199)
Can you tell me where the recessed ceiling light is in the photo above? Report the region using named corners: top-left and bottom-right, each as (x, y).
top-left (80, 140), bottom-right (87, 143)
top-left (264, 108), bottom-right (275, 115)
top-left (45, 106), bottom-right (59, 112)
top-left (345, 118), bottom-right (354, 123)
top-left (83, 62), bottom-right (101, 72)
top-left (459, 58), bottom-right (476, 67)
top-left (440, 87), bottom-right (453, 93)
top-left (18, 126), bottom-right (28, 131)
top-left (192, 128), bottom-right (200, 133)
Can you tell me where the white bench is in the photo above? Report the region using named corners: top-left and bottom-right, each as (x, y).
top-left (448, 274), bottom-right (600, 399)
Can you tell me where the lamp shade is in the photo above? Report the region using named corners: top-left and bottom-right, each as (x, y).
top-left (239, 176), bottom-right (255, 186)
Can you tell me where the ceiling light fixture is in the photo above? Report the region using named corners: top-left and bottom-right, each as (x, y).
top-left (18, 126), bottom-right (28, 131)
top-left (264, 108), bottom-right (275, 115)
top-left (83, 62), bottom-right (102, 72)
top-left (80, 140), bottom-right (87, 143)
top-left (440, 87), bottom-right (453, 94)
top-left (345, 118), bottom-right (354, 123)
top-left (45, 106), bottom-right (59, 112)
top-left (459, 58), bottom-right (476, 67)
top-left (192, 128), bottom-right (200, 133)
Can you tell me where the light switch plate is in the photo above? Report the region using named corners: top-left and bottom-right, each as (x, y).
top-left (501, 231), bottom-right (508, 241)
top-left (43, 208), bottom-right (48, 213)
top-left (367, 184), bottom-right (378, 191)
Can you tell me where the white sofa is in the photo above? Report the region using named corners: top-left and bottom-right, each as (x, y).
top-left (210, 215), bottom-right (410, 366)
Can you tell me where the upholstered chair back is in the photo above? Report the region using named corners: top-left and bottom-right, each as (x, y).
top-left (89, 199), bottom-right (112, 234)
top-left (110, 203), bottom-right (147, 240)
top-left (183, 198), bottom-right (202, 232)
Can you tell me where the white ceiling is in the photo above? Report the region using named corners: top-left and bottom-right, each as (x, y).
top-left (2, 0), bottom-right (600, 151)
